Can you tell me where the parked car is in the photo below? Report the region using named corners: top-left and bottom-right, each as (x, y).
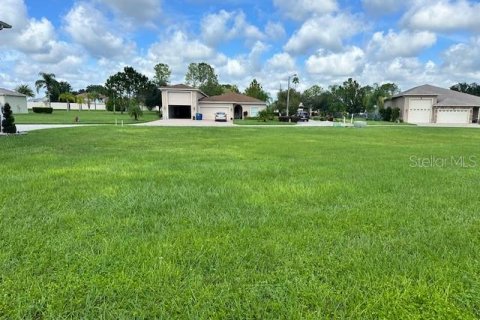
top-left (297, 111), bottom-right (310, 122)
top-left (214, 112), bottom-right (227, 122)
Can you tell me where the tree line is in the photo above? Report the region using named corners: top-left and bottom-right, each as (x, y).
top-left (13, 62), bottom-right (480, 118)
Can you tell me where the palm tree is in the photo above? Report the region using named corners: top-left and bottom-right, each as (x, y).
top-left (35, 72), bottom-right (57, 107)
top-left (87, 91), bottom-right (100, 110)
top-left (15, 84), bottom-right (34, 97)
top-left (76, 96), bottom-right (85, 111)
top-left (59, 92), bottom-right (76, 111)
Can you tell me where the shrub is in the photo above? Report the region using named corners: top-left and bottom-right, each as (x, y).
top-left (391, 107), bottom-right (400, 122)
top-left (32, 107), bottom-right (53, 114)
top-left (128, 104), bottom-right (143, 120)
top-left (1, 103), bottom-right (17, 133)
top-left (245, 116), bottom-right (260, 120)
top-left (278, 116), bottom-right (299, 123)
top-left (106, 98), bottom-right (128, 112)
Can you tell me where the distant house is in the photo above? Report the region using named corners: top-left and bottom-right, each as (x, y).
top-left (160, 84), bottom-right (267, 121)
top-left (385, 84), bottom-right (480, 124)
top-left (0, 88), bottom-right (28, 114)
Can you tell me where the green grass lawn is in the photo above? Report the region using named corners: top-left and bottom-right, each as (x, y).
top-left (1, 126), bottom-right (479, 318)
top-left (15, 110), bottom-right (160, 124)
top-left (234, 119), bottom-right (296, 125)
top-left (334, 118), bottom-right (414, 126)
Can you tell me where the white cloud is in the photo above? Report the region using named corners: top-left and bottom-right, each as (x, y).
top-left (403, 0), bottom-right (480, 32)
top-left (367, 29), bottom-right (437, 60)
top-left (306, 47), bottom-right (365, 76)
top-left (273, 0), bottom-right (338, 20)
top-left (265, 21), bottom-right (286, 40)
top-left (442, 37), bottom-right (480, 77)
top-left (362, 0), bottom-right (404, 15)
top-left (64, 2), bottom-right (135, 58)
top-left (0, 0), bottom-right (57, 55)
top-left (97, 0), bottom-right (162, 23)
top-left (266, 53), bottom-right (296, 71)
top-left (284, 14), bottom-right (363, 54)
top-left (201, 10), bottom-right (264, 47)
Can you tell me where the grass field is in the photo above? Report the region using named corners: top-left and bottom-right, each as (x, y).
top-left (1, 126), bottom-right (479, 318)
top-left (14, 110), bottom-right (160, 124)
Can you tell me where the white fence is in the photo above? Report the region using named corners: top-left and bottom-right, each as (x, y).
top-left (28, 102), bottom-right (107, 111)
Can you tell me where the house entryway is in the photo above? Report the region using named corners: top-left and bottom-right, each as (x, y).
top-left (473, 107), bottom-right (479, 123)
top-left (234, 104), bottom-right (243, 120)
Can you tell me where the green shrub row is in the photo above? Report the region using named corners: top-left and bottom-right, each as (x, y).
top-left (32, 107), bottom-right (53, 114)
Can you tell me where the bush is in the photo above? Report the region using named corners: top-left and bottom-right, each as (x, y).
top-left (106, 98), bottom-right (128, 112)
top-left (391, 107), bottom-right (400, 122)
top-left (278, 116), bottom-right (299, 123)
top-left (32, 107), bottom-right (53, 114)
top-left (128, 104), bottom-right (143, 120)
top-left (1, 103), bottom-right (17, 133)
top-left (245, 116), bottom-right (260, 120)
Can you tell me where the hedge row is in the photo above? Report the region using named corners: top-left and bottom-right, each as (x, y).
top-left (278, 116), bottom-right (300, 123)
top-left (32, 107), bottom-right (53, 114)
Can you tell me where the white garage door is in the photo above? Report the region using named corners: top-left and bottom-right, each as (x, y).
top-left (408, 99), bottom-right (432, 124)
top-left (200, 106), bottom-right (230, 120)
top-left (436, 109), bottom-right (470, 124)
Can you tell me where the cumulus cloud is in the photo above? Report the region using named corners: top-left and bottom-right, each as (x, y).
top-left (265, 21), bottom-right (286, 40)
top-left (403, 0), bottom-right (480, 32)
top-left (442, 37), bottom-right (480, 77)
top-left (201, 10), bottom-right (264, 47)
top-left (273, 0), bottom-right (338, 20)
top-left (266, 53), bottom-right (296, 72)
top-left (284, 14), bottom-right (363, 54)
top-left (97, 0), bottom-right (162, 23)
top-left (306, 47), bottom-right (365, 77)
top-left (64, 2), bottom-right (135, 58)
top-left (362, 0), bottom-right (404, 15)
top-left (367, 29), bottom-right (437, 60)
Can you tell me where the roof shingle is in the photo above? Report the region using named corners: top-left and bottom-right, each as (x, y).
top-left (392, 84), bottom-right (480, 107)
top-left (0, 88), bottom-right (27, 97)
top-left (200, 92), bottom-right (266, 104)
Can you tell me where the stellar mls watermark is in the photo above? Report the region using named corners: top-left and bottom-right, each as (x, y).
top-left (410, 155), bottom-right (478, 168)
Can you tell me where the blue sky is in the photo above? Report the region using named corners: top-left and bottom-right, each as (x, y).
top-left (2, 0), bottom-right (480, 97)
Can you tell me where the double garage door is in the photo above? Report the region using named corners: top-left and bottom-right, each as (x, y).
top-left (436, 109), bottom-right (470, 124)
top-left (200, 107), bottom-right (230, 121)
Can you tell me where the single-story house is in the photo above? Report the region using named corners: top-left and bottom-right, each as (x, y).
top-left (385, 84), bottom-right (480, 124)
top-left (160, 84), bottom-right (267, 121)
top-left (0, 88), bottom-right (28, 114)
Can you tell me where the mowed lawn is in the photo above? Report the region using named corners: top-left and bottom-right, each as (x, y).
top-left (14, 110), bottom-right (160, 124)
top-left (0, 126), bottom-right (479, 318)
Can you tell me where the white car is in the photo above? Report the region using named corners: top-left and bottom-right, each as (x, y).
top-left (214, 112), bottom-right (227, 122)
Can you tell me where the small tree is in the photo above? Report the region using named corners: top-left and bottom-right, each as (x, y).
top-left (1, 103), bottom-right (17, 133)
top-left (128, 104), bottom-right (143, 120)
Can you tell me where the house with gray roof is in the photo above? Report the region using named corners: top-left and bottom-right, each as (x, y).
top-left (385, 84), bottom-right (480, 124)
top-left (0, 88), bottom-right (28, 114)
top-left (160, 84), bottom-right (267, 121)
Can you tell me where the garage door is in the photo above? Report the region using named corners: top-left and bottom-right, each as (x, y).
top-left (200, 107), bottom-right (230, 120)
top-left (436, 109), bottom-right (470, 124)
top-left (408, 99), bottom-right (432, 124)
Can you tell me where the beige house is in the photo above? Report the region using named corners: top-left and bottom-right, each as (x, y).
top-left (160, 84), bottom-right (267, 121)
top-left (0, 88), bottom-right (28, 114)
top-left (385, 84), bottom-right (480, 124)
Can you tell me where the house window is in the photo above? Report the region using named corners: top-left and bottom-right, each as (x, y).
top-left (251, 107), bottom-right (259, 117)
